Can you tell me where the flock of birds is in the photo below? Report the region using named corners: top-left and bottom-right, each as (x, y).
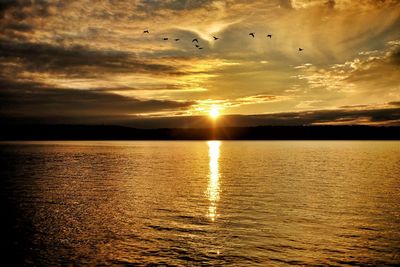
top-left (143, 30), bottom-right (304, 51)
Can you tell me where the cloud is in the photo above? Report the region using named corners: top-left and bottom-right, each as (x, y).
top-left (137, 0), bottom-right (214, 12)
top-left (339, 104), bottom-right (370, 109)
top-left (0, 39), bottom-right (184, 77)
top-left (249, 107), bottom-right (400, 126)
top-left (388, 101), bottom-right (400, 107)
top-left (295, 100), bottom-right (324, 109)
top-left (0, 0), bottom-right (399, 125)
top-left (0, 79), bottom-right (195, 120)
top-left (0, 37), bottom-right (226, 95)
top-left (291, 0), bottom-right (400, 10)
top-left (294, 40), bottom-right (400, 104)
top-left (66, 106), bottom-right (400, 128)
top-left (278, 0), bottom-right (293, 9)
top-left (192, 94), bottom-right (292, 115)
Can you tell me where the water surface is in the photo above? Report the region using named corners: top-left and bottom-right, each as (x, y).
top-left (1, 141), bottom-right (399, 266)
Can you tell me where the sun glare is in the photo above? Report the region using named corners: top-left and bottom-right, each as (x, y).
top-left (209, 107), bottom-right (220, 119)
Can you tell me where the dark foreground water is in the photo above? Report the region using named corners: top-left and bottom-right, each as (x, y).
top-left (0, 141), bottom-right (399, 266)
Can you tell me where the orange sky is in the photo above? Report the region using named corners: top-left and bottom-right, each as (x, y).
top-left (1, 0), bottom-right (399, 127)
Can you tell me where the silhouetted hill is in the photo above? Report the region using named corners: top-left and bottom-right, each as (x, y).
top-left (0, 125), bottom-right (399, 140)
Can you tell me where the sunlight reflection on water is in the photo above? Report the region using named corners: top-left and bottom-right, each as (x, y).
top-left (207, 141), bottom-right (221, 222)
top-left (1, 141), bottom-right (400, 266)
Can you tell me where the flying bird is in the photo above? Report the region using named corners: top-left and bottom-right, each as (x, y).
top-left (267, 34), bottom-right (272, 38)
top-left (175, 38), bottom-right (180, 41)
top-left (192, 38), bottom-right (198, 43)
top-left (143, 30), bottom-right (149, 34)
top-left (249, 33), bottom-right (255, 38)
top-left (299, 48), bottom-right (304, 51)
top-left (213, 36), bottom-right (219, 40)
top-left (163, 38), bottom-right (169, 40)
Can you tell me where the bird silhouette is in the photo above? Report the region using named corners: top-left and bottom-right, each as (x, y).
top-left (143, 30), bottom-right (149, 34)
top-left (192, 38), bottom-right (198, 43)
top-left (267, 34), bottom-right (272, 38)
top-left (175, 38), bottom-right (180, 41)
top-left (163, 38), bottom-right (168, 40)
top-left (213, 36), bottom-right (219, 40)
top-left (249, 33), bottom-right (255, 38)
top-left (299, 48), bottom-right (304, 51)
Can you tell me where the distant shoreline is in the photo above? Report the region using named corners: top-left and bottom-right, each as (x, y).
top-left (1, 125), bottom-right (399, 140)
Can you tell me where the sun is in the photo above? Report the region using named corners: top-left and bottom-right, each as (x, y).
top-left (209, 107), bottom-right (220, 119)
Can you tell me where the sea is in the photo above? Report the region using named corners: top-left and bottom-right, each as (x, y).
top-left (0, 141), bottom-right (399, 266)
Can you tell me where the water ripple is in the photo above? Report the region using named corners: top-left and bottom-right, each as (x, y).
top-left (0, 141), bottom-right (399, 266)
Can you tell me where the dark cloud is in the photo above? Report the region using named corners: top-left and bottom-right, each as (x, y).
top-left (1, 75), bottom-right (399, 127)
top-left (278, 0), bottom-right (293, 9)
top-left (88, 84), bottom-right (185, 92)
top-left (111, 107), bottom-right (400, 128)
top-left (138, 0), bottom-right (213, 12)
top-left (0, 0), bottom-right (16, 14)
top-left (300, 108), bottom-right (400, 125)
top-left (339, 104), bottom-right (370, 109)
top-left (0, 40), bottom-right (185, 77)
top-left (388, 101), bottom-right (400, 106)
top-left (3, 22), bottom-right (33, 32)
top-left (390, 46), bottom-right (400, 65)
top-left (8, 107), bottom-right (397, 128)
top-left (0, 79), bottom-right (195, 120)
top-left (0, 0), bottom-right (56, 20)
top-left (325, 0), bottom-right (335, 9)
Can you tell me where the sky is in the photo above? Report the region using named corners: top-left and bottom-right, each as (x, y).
top-left (1, 0), bottom-right (399, 127)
